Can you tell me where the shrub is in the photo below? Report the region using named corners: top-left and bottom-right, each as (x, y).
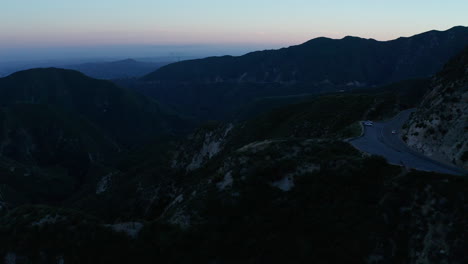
top-left (427, 127), bottom-right (436, 135)
top-left (461, 151), bottom-right (468, 162)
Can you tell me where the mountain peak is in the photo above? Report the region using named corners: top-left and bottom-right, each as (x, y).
top-left (6, 67), bottom-right (86, 79)
top-left (448, 25), bottom-right (467, 31)
top-left (114, 58), bottom-right (138, 64)
top-left (342, 35), bottom-right (361, 40)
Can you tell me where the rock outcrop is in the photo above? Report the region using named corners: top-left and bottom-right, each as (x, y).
top-left (404, 46), bottom-right (468, 169)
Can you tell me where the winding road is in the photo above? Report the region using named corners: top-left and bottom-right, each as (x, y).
top-left (350, 109), bottom-right (466, 176)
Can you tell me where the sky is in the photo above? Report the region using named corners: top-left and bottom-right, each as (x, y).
top-left (1, 0), bottom-right (467, 61)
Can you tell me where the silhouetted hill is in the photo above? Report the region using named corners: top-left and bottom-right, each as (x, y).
top-left (0, 68), bottom-right (189, 147)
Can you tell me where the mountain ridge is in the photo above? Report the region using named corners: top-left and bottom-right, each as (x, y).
top-left (129, 26), bottom-right (468, 121)
top-left (143, 26), bottom-right (468, 85)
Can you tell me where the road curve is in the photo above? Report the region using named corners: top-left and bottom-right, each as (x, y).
top-left (350, 109), bottom-right (466, 176)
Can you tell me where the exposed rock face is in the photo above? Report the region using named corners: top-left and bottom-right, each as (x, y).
top-left (104, 222), bottom-right (144, 239)
top-left (404, 47), bottom-right (468, 169)
top-left (171, 123), bottom-right (234, 171)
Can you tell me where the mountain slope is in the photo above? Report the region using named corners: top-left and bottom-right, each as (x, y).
top-left (0, 68), bottom-right (192, 208)
top-left (0, 68), bottom-right (189, 147)
top-left (0, 103), bottom-right (124, 209)
top-left (404, 46), bottom-right (468, 169)
top-left (133, 26), bottom-right (468, 121)
top-left (0, 67), bottom-right (466, 263)
top-left (2, 89), bottom-right (466, 263)
top-left (144, 26), bottom-right (468, 85)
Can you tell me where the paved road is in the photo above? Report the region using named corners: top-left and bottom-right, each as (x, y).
top-left (350, 109), bottom-right (466, 176)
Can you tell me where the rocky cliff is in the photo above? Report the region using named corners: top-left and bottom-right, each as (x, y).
top-left (404, 46), bottom-right (468, 169)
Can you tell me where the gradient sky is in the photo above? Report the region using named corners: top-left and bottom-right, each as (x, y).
top-left (1, 0), bottom-right (467, 61)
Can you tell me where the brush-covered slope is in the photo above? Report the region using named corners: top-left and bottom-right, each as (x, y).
top-left (144, 26), bottom-right (468, 86)
top-left (0, 68), bottom-right (188, 146)
top-left (0, 103), bottom-right (121, 204)
top-left (0, 68), bottom-right (191, 208)
top-left (404, 46), bottom-right (468, 169)
top-left (2, 87), bottom-right (466, 263)
top-left (235, 78), bottom-right (430, 122)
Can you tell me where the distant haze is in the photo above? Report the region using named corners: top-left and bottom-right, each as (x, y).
top-left (1, 0), bottom-right (467, 62)
top-left (0, 44), bottom-right (271, 62)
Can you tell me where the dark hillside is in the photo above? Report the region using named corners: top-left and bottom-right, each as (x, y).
top-left (0, 68), bottom-right (190, 146)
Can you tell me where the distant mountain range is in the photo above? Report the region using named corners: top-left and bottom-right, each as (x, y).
top-left (63, 59), bottom-right (170, 79)
top-left (0, 58), bottom-right (173, 79)
top-left (144, 26), bottom-right (468, 85)
top-left (125, 26), bottom-right (468, 121)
